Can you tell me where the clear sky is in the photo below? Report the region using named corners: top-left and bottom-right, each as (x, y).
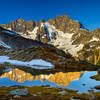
top-left (0, 0), bottom-right (100, 30)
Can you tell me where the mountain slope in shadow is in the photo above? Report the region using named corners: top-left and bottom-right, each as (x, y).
top-left (0, 26), bottom-right (98, 71)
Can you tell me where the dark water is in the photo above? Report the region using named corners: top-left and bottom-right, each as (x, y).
top-left (0, 65), bottom-right (100, 94)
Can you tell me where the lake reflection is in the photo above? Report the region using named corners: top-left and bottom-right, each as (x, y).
top-left (0, 68), bottom-right (81, 86)
top-left (0, 67), bottom-right (100, 93)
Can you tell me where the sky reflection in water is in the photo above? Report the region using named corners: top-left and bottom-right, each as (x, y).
top-left (0, 67), bottom-right (100, 94)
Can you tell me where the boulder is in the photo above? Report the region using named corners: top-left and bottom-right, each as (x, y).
top-left (9, 88), bottom-right (28, 96)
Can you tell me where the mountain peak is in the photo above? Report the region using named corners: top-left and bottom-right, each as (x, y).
top-left (0, 14), bottom-right (100, 65)
top-left (40, 18), bottom-right (45, 23)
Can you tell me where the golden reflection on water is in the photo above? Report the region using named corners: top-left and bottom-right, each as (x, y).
top-left (0, 68), bottom-right (81, 87)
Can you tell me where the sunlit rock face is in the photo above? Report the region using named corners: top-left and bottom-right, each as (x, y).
top-left (0, 68), bottom-right (81, 86)
top-left (47, 14), bottom-right (81, 33)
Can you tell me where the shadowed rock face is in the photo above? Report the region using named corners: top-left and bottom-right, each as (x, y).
top-left (0, 27), bottom-right (70, 69)
top-left (0, 26), bottom-right (41, 48)
top-left (0, 27), bottom-right (70, 58)
top-left (0, 26), bottom-right (56, 49)
top-left (0, 26), bottom-right (98, 70)
top-left (0, 31), bottom-right (42, 49)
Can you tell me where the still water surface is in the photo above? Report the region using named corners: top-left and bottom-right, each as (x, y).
top-left (0, 67), bottom-right (100, 94)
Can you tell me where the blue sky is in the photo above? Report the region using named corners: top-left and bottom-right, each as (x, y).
top-left (0, 0), bottom-right (100, 30)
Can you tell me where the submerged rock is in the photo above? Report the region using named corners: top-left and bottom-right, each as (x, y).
top-left (9, 88), bottom-right (28, 96)
top-left (58, 90), bottom-right (67, 94)
top-left (91, 71), bottom-right (100, 81)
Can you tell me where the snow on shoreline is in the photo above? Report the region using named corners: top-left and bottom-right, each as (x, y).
top-left (0, 56), bottom-right (54, 69)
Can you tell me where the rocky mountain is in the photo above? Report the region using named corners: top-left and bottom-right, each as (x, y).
top-left (0, 14), bottom-right (100, 65)
top-left (0, 26), bottom-right (97, 71)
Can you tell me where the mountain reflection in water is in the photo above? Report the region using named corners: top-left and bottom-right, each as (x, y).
top-left (0, 67), bottom-right (100, 93)
top-left (0, 68), bottom-right (81, 87)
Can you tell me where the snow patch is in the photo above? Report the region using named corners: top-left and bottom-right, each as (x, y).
top-left (0, 56), bottom-right (54, 69)
top-left (26, 27), bottom-right (38, 39)
top-left (90, 37), bottom-right (99, 42)
top-left (7, 28), bottom-right (11, 31)
top-left (41, 23), bottom-right (45, 28)
top-left (0, 41), bottom-right (11, 48)
top-left (44, 22), bottom-right (84, 56)
top-left (67, 44), bottom-right (84, 56)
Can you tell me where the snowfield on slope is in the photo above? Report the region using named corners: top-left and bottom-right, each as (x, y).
top-left (44, 22), bottom-right (84, 57)
top-left (0, 56), bottom-right (54, 69)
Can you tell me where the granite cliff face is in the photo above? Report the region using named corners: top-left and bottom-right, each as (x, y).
top-left (0, 14), bottom-right (100, 65)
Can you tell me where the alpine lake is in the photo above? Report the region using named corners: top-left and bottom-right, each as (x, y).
top-left (0, 60), bottom-right (100, 100)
